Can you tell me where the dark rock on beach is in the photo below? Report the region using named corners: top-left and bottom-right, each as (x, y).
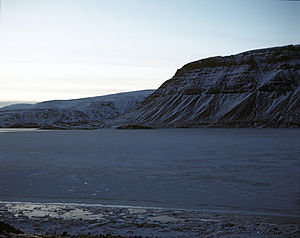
top-left (0, 221), bottom-right (23, 236)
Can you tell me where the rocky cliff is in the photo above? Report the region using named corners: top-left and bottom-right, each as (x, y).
top-left (116, 45), bottom-right (300, 128)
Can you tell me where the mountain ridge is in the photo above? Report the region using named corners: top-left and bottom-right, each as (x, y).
top-left (0, 90), bottom-right (154, 129)
top-left (1, 44), bottom-right (299, 129)
top-left (112, 44), bottom-right (300, 128)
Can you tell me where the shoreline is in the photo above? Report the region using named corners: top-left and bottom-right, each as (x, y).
top-left (1, 201), bottom-right (299, 237)
top-left (2, 200), bottom-right (300, 219)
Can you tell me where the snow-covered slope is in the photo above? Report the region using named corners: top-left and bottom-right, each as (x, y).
top-left (0, 90), bottom-right (154, 129)
top-left (1, 45), bottom-right (299, 129)
top-left (115, 45), bottom-right (300, 128)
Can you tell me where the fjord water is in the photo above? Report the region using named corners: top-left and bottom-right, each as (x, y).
top-left (0, 129), bottom-right (299, 217)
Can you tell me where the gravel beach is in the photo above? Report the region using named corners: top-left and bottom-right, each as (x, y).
top-left (1, 201), bottom-right (299, 238)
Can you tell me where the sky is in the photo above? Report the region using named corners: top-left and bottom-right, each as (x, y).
top-left (0, 0), bottom-right (299, 105)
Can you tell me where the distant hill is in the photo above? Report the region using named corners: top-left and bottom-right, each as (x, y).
top-left (0, 90), bottom-right (154, 129)
top-left (114, 44), bottom-right (300, 128)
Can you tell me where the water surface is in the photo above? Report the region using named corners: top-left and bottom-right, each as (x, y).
top-left (0, 128), bottom-right (299, 216)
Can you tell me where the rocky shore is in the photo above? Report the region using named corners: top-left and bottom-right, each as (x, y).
top-left (1, 202), bottom-right (299, 238)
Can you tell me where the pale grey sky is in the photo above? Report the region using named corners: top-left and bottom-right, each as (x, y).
top-left (0, 0), bottom-right (299, 103)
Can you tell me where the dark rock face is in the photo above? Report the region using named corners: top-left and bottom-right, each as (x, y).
top-left (119, 45), bottom-right (300, 128)
top-left (0, 221), bottom-right (23, 236)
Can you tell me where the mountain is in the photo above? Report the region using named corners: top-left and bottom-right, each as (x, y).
top-left (1, 45), bottom-right (299, 129)
top-left (114, 45), bottom-right (300, 128)
top-left (0, 90), bottom-right (154, 129)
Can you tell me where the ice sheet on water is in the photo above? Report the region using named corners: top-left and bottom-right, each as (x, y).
top-left (0, 128), bottom-right (299, 217)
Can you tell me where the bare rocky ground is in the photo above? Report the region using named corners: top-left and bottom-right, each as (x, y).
top-left (0, 202), bottom-right (300, 238)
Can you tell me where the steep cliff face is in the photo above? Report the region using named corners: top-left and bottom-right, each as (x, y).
top-left (0, 90), bottom-right (154, 129)
top-left (118, 45), bottom-right (300, 127)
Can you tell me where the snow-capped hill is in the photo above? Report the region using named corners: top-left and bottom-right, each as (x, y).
top-left (0, 103), bottom-right (35, 111)
top-left (1, 90), bottom-right (153, 113)
top-left (116, 44), bottom-right (300, 128)
top-left (0, 90), bottom-right (154, 129)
